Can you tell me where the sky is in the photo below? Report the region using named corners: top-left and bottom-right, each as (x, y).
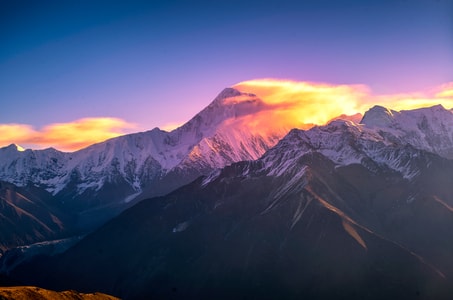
top-left (1, 0), bottom-right (452, 151)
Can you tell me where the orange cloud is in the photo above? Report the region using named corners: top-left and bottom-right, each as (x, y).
top-left (0, 118), bottom-right (136, 152)
top-left (368, 83), bottom-right (453, 112)
top-left (0, 124), bottom-right (36, 142)
top-left (160, 122), bottom-right (183, 132)
top-left (373, 94), bottom-right (453, 111)
top-left (233, 79), bottom-right (453, 129)
top-left (233, 79), bottom-right (369, 130)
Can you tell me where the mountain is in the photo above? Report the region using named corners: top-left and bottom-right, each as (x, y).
top-left (361, 105), bottom-right (453, 158)
top-left (0, 88), bottom-right (292, 231)
top-left (0, 236), bottom-right (83, 275)
top-left (10, 105), bottom-right (453, 299)
top-left (0, 180), bottom-right (69, 253)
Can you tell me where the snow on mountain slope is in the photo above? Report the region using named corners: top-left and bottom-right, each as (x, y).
top-left (257, 120), bottom-right (428, 180)
top-left (202, 105), bottom-right (453, 188)
top-left (361, 105), bottom-right (453, 158)
top-left (0, 88), bottom-right (291, 214)
top-left (255, 104), bottom-right (453, 181)
top-left (0, 145), bottom-right (68, 193)
top-left (254, 105), bottom-right (453, 182)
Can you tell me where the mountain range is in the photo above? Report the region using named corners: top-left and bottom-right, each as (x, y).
top-left (0, 88), bottom-right (292, 238)
top-left (2, 86), bottom-right (453, 299)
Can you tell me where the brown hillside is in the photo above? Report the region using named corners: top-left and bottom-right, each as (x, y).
top-left (0, 286), bottom-right (119, 300)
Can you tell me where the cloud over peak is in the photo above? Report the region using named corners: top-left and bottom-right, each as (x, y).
top-left (234, 78), bottom-right (453, 124)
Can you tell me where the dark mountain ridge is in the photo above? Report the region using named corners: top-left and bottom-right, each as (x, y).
top-left (0, 181), bottom-right (70, 253)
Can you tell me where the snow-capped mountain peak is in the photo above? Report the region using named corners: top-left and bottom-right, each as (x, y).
top-left (244, 104), bottom-right (453, 186)
top-left (361, 105), bottom-right (398, 127)
top-left (0, 87), bottom-right (290, 218)
top-left (362, 104), bottom-right (453, 158)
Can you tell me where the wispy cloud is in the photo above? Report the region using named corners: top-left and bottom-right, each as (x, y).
top-left (0, 117), bottom-right (136, 152)
top-left (234, 79), bottom-right (453, 127)
top-left (368, 82), bottom-right (453, 111)
top-left (234, 79), bottom-right (369, 127)
top-left (435, 83), bottom-right (453, 98)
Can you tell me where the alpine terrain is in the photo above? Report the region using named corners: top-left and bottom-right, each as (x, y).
top-left (0, 180), bottom-right (69, 252)
top-left (0, 87), bottom-right (295, 244)
top-left (8, 104), bottom-right (453, 299)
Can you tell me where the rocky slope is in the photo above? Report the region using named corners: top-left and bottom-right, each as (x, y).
top-left (0, 181), bottom-right (68, 252)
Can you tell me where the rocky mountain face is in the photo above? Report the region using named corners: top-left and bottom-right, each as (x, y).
top-left (9, 105), bottom-right (453, 299)
top-left (0, 181), bottom-right (69, 253)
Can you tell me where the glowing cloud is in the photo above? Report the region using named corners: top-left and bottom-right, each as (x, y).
top-left (0, 118), bottom-right (136, 152)
top-left (435, 83), bottom-right (453, 98)
top-left (233, 79), bottom-right (453, 129)
top-left (233, 79), bottom-right (369, 130)
top-left (160, 122), bottom-right (183, 132)
top-left (369, 82), bottom-right (453, 111)
top-left (0, 124), bottom-right (36, 143)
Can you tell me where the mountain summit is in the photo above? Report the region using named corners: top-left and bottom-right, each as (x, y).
top-left (362, 104), bottom-right (453, 158)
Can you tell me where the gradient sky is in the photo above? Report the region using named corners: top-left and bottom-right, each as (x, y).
top-left (1, 0), bottom-right (452, 150)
